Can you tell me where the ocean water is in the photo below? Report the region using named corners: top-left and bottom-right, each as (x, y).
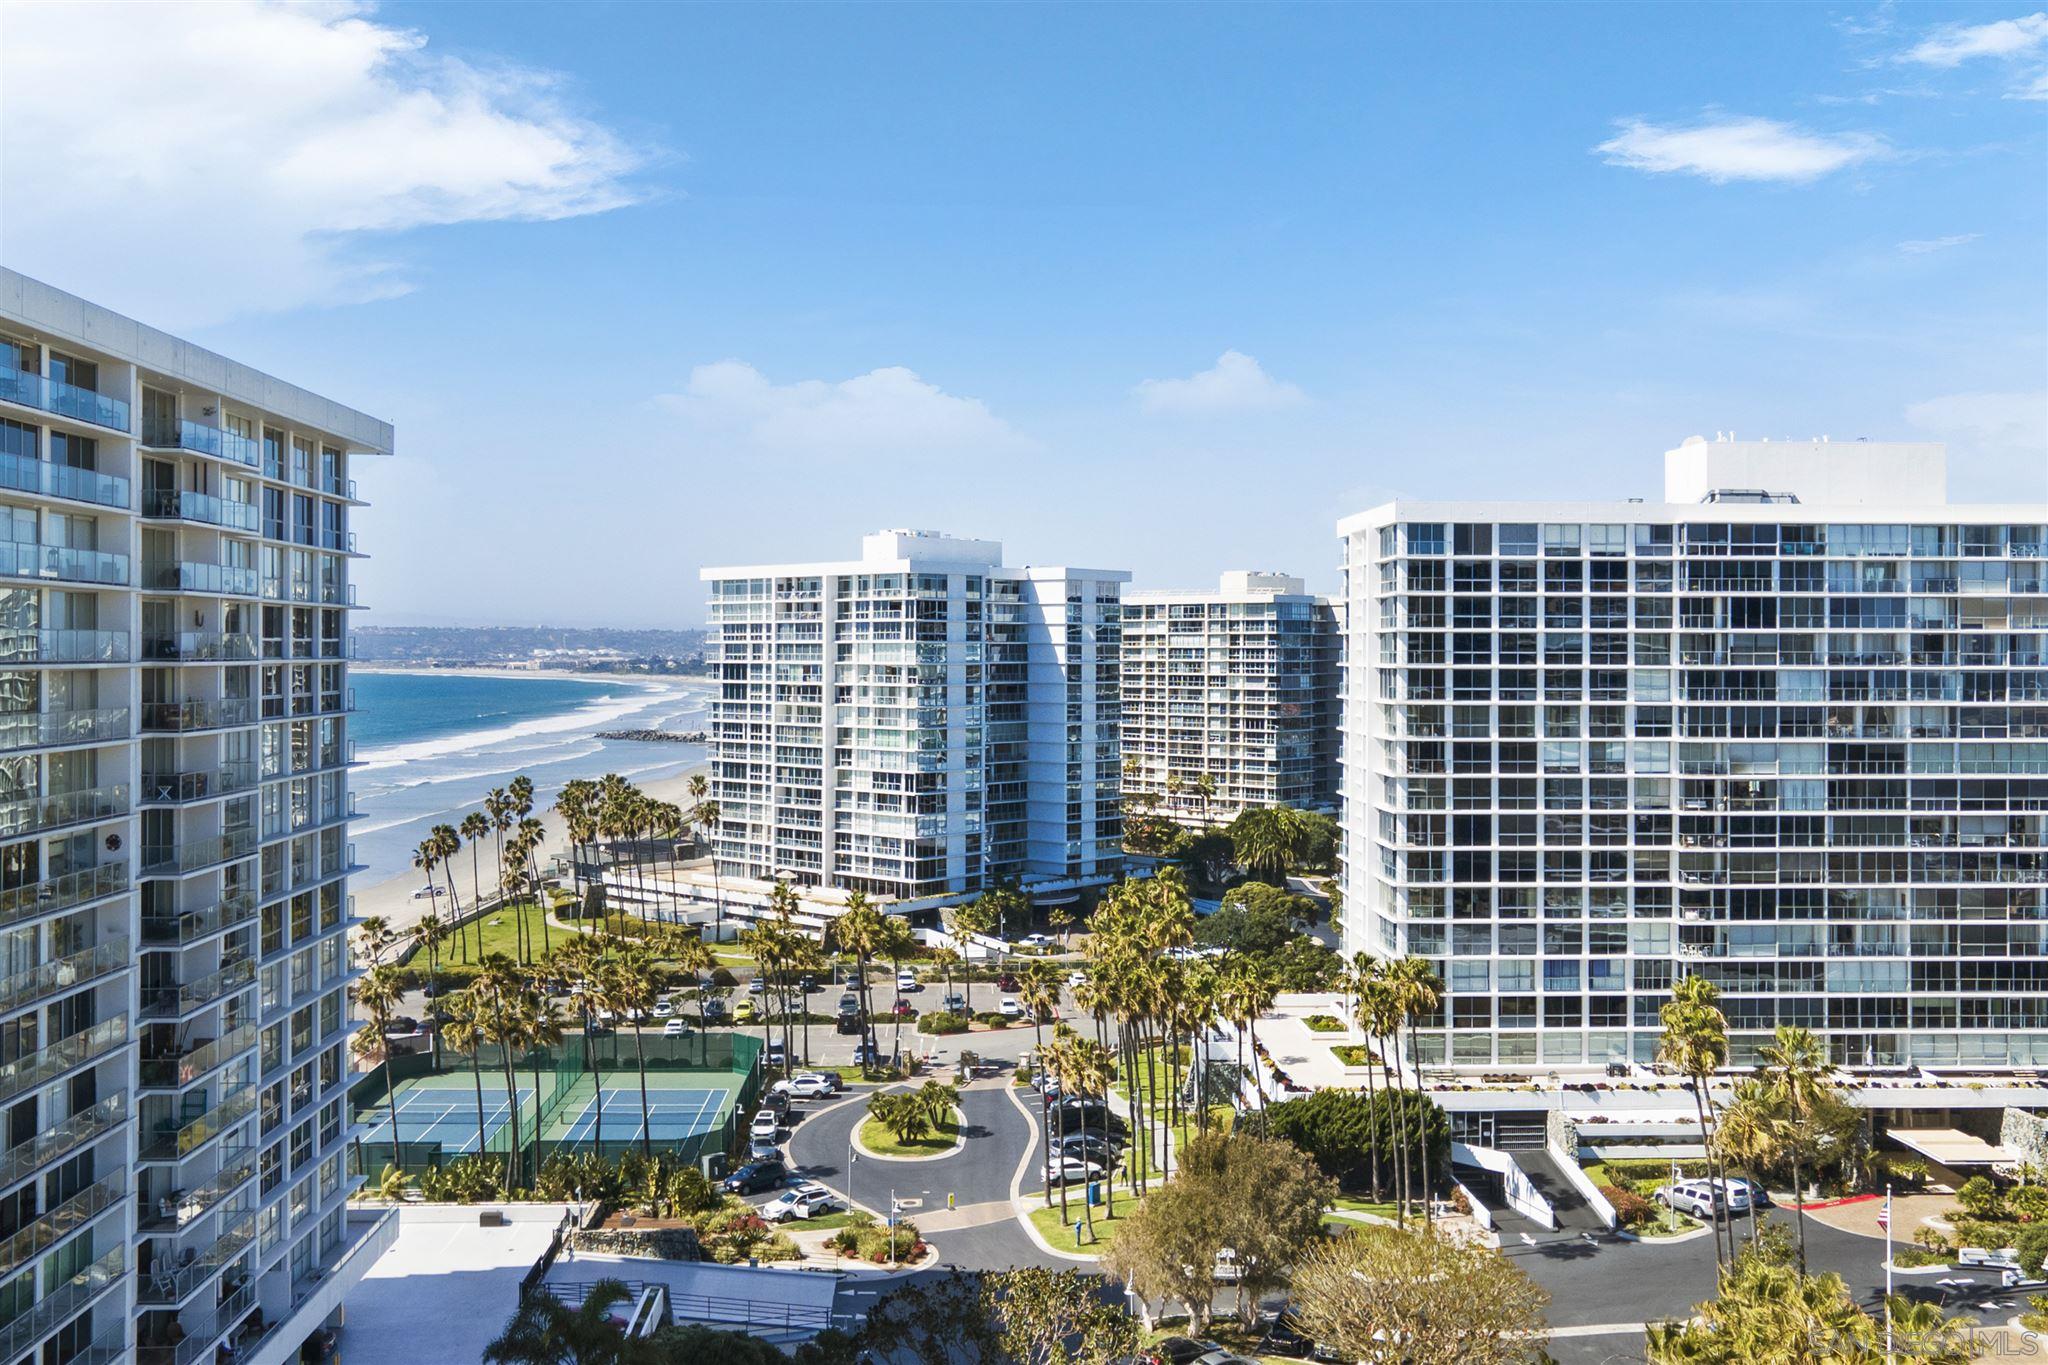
top-left (350, 671), bottom-right (709, 885)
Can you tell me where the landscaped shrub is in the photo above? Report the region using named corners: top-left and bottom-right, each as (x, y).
top-left (974, 1013), bottom-right (1012, 1029)
top-left (2016, 1222), bottom-right (2048, 1274)
top-left (1958, 1175), bottom-right (2004, 1219)
top-left (2012, 1184), bottom-right (2048, 1223)
top-left (1601, 1157), bottom-right (1711, 1193)
top-left (1875, 1153), bottom-right (1930, 1191)
top-left (1302, 1015), bottom-right (1346, 1033)
top-left (829, 1215), bottom-right (925, 1264)
top-left (917, 1011), bottom-right (971, 1035)
top-left (1890, 1246), bottom-right (1950, 1268)
top-left (1603, 1185), bottom-right (1654, 1230)
top-left (418, 1154), bottom-right (503, 1202)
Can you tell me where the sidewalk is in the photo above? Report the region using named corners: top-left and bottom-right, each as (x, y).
top-left (1798, 1192), bottom-right (1956, 1240)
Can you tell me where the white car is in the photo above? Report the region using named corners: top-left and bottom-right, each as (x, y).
top-left (662, 1019), bottom-right (692, 1037)
top-left (748, 1109), bottom-right (781, 1140)
top-left (652, 999), bottom-right (675, 1019)
top-left (1068, 971), bottom-right (1086, 988)
top-left (410, 885), bottom-right (445, 900)
top-left (896, 972), bottom-right (919, 992)
top-left (1653, 1180), bottom-right (1722, 1220)
top-left (788, 1073), bottom-right (835, 1100)
top-left (1045, 1154), bottom-right (1105, 1185)
top-left (1022, 934), bottom-right (1055, 949)
top-left (999, 997), bottom-right (1025, 1019)
top-left (762, 1183), bottom-right (843, 1223)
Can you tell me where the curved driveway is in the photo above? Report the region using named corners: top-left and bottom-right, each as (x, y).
top-left (786, 1076), bottom-right (1062, 1270)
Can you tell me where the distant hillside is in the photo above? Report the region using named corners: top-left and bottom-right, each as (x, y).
top-left (356, 625), bottom-right (710, 673)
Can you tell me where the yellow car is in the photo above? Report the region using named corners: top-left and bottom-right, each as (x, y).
top-left (734, 999), bottom-right (756, 1023)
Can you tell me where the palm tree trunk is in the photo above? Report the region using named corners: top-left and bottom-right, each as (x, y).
top-left (1364, 1052), bottom-right (1382, 1202)
top-left (385, 1052), bottom-right (401, 1175)
top-left (633, 1023), bottom-right (653, 1159)
top-left (469, 1041), bottom-right (489, 1158)
top-left (426, 942), bottom-right (442, 1067)
top-left (1690, 1083), bottom-right (1727, 1271)
top-left (498, 1043), bottom-right (523, 1192)
top-left (1790, 1150), bottom-right (1808, 1274)
top-left (1409, 1026), bottom-right (1434, 1224)
top-left (1387, 1051), bottom-right (1411, 1225)
top-left (1056, 1084), bottom-right (1070, 1222)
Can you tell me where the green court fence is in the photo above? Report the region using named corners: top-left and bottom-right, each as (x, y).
top-left (351, 1030), bottom-right (762, 1184)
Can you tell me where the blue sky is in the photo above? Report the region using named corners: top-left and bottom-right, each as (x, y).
top-left (3, 1), bottom-right (2043, 626)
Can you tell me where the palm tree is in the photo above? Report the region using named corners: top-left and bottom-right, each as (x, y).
top-left (829, 894), bottom-right (887, 1076)
top-left (693, 798), bottom-right (723, 942)
top-left (1019, 960), bottom-right (1060, 1141)
top-left (1388, 956), bottom-right (1442, 1222)
top-left (1043, 1025), bottom-right (1076, 1219)
top-left (878, 916), bottom-right (919, 1066)
top-left (1066, 1033), bottom-right (1118, 1225)
top-left (432, 822), bottom-right (464, 924)
top-left (1757, 1025), bottom-right (1841, 1274)
top-left (1357, 966), bottom-right (1409, 1218)
top-left (1164, 770), bottom-right (1185, 818)
top-left (1713, 1076), bottom-right (1780, 1250)
top-left (411, 915), bottom-right (451, 1066)
top-left (354, 965), bottom-right (406, 1172)
top-left (663, 928), bottom-right (717, 1064)
top-left (460, 811), bottom-right (491, 960)
top-left (485, 1278), bottom-right (659, 1365)
top-left (484, 787), bottom-right (515, 955)
top-left (600, 944), bottom-right (661, 1159)
top-left (411, 836), bottom-right (440, 925)
top-left (473, 954), bottom-right (532, 1190)
top-left (513, 815), bottom-right (552, 957)
top-left (947, 898), bottom-right (997, 1013)
top-left (1190, 772), bottom-right (1216, 826)
top-left (442, 990), bottom-right (495, 1161)
top-left (1660, 974), bottom-right (1735, 1268)
top-left (554, 779), bottom-right (596, 901)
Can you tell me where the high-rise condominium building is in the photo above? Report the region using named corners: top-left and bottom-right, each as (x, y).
top-left (0, 271), bottom-right (388, 1365)
top-left (702, 531), bottom-right (1128, 909)
top-left (1122, 572), bottom-right (1339, 822)
top-left (1339, 438), bottom-right (2046, 1072)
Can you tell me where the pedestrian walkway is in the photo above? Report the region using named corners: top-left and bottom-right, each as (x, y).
top-left (1799, 1191), bottom-right (1955, 1240)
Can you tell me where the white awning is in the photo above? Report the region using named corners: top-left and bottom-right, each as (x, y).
top-left (1889, 1128), bottom-right (2012, 1167)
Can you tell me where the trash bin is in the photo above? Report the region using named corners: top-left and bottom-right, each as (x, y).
top-left (1088, 1181), bottom-right (1101, 1207)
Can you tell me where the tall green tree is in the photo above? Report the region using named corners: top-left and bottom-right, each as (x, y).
top-left (1660, 974), bottom-right (1735, 1268)
top-left (1291, 1225), bottom-right (1550, 1365)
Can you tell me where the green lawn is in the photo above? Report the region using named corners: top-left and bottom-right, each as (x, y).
top-left (857, 1111), bottom-right (960, 1157)
top-left (784, 1210), bottom-right (866, 1231)
top-left (441, 899), bottom-right (566, 963)
top-left (1027, 1196), bottom-right (1130, 1254)
top-left (1330, 1195), bottom-right (1401, 1220)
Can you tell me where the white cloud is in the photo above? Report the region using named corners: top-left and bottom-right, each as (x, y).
top-left (1596, 115), bottom-right (1884, 184)
top-left (662, 361), bottom-right (1030, 457)
top-left (1134, 351), bottom-right (1307, 415)
top-left (0, 0), bottom-right (647, 326)
top-left (2019, 68), bottom-right (2048, 98)
top-left (1901, 12), bottom-right (2048, 66)
top-left (1897, 233), bottom-right (1982, 254)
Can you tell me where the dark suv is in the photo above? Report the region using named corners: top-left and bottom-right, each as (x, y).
top-left (720, 1159), bottom-right (788, 1194)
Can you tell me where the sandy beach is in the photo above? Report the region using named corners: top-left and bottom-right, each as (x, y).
top-left (355, 664), bottom-right (703, 687)
top-left (352, 764), bottom-right (708, 937)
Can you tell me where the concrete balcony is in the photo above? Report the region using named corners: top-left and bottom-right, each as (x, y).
top-left (0, 704), bottom-right (130, 753)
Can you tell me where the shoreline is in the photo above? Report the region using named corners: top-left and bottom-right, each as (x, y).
top-left (355, 665), bottom-right (712, 687)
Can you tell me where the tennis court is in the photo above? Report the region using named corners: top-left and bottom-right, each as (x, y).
top-left (549, 1085), bottom-right (731, 1147)
top-left (357, 1077), bottom-right (535, 1155)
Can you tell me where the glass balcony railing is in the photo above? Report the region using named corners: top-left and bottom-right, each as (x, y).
top-left (140, 697), bottom-right (256, 733)
top-left (141, 1145), bottom-right (256, 1232)
top-left (0, 704), bottom-right (129, 753)
top-left (0, 540), bottom-right (128, 587)
top-left (0, 1094), bottom-right (124, 1191)
top-left (143, 560), bottom-right (259, 597)
top-left (136, 1209), bottom-right (256, 1303)
top-left (140, 955), bottom-right (255, 1021)
top-left (140, 762), bottom-right (257, 805)
top-left (142, 488), bottom-right (258, 531)
top-left (0, 1172), bottom-right (124, 1278)
top-left (0, 1245), bottom-right (124, 1360)
top-left (0, 782), bottom-right (128, 839)
top-left (139, 1022), bottom-right (257, 1090)
top-left (0, 350), bottom-right (128, 432)
top-left (140, 1084), bottom-right (257, 1163)
top-left (0, 1014), bottom-right (127, 1107)
top-left (140, 826), bottom-right (259, 876)
top-left (0, 628), bottom-right (130, 665)
top-left (0, 449), bottom-right (129, 509)
top-left (0, 935), bottom-right (127, 1017)
top-left (0, 861), bottom-right (127, 931)
top-left (142, 632), bottom-right (258, 663)
top-left (141, 418), bottom-right (260, 468)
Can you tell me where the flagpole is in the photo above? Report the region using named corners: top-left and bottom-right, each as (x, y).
top-left (1884, 1182), bottom-right (1894, 1365)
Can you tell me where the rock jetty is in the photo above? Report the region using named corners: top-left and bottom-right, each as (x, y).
top-left (595, 728), bottom-right (707, 743)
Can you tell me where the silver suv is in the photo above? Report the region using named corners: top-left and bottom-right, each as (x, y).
top-left (1653, 1179), bottom-right (1723, 1220)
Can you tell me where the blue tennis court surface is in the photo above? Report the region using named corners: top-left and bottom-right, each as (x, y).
top-left (552, 1087), bottom-right (726, 1146)
top-left (358, 1083), bottom-right (534, 1153)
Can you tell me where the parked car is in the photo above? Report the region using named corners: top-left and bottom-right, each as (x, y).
top-left (999, 997), bottom-right (1025, 1019)
top-left (892, 999), bottom-right (918, 1018)
top-left (652, 998), bottom-right (675, 1019)
top-left (410, 885), bottom-right (446, 900)
top-left (746, 1139), bottom-right (783, 1163)
top-left (788, 1073), bottom-right (835, 1100)
top-left (720, 1159), bottom-right (788, 1195)
top-left (835, 1014), bottom-right (863, 1035)
top-left (896, 971), bottom-right (921, 992)
top-left (942, 993), bottom-right (967, 1013)
top-left (1045, 1154), bottom-right (1106, 1185)
top-left (1142, 1337), bottom-right (1227, 1365)
top-left (837, 994), bottom-right (860, 1016)
top-left (762, 1183), bottom-right (844, 1223)
top-left (749, 1109), bottom-right (781, 1140)
top-left (1707, 1177), bottom-right (1753, 1214)
top-left (800, 975), bottom-right (818, 993)
top-left (1052, 1100), bottom-right (1128, 1135)
top-left (734, 1000), bottom-right (756, 1023)
top-left (662, 1019), bottom-right (693, 1037)
top-left (1021, 933), bottom-right (1055, 949)
top-left (1252, 1312), bottom-right (1319, 1359)
top-left (701, 997), bottom-right (729, 1019)
top-left (851, 1042), bottom-right (883, 1066)
top-left (747, 977), bottom-right (767, 995)
top-left (797, 1070), bottom-right (841, 1095)
top-left (996, 972), bottom-right (1019, 992)
top-left (767, 1044), bottom-right (788, 1068)
top-left (1068, 970), bottom-right (1086, 988)
top-left (1057, 1135), bottom-right (1122, 1168)
top-left (1653, 1179), bottom-right (1723, 1220)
